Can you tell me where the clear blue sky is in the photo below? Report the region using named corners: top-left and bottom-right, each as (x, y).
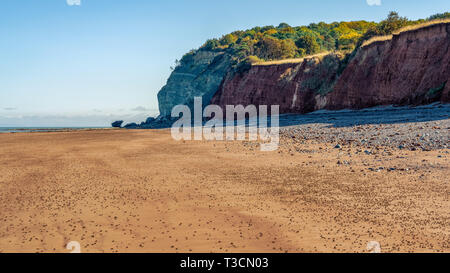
top-left (0, 0), bottom-right (448, 126)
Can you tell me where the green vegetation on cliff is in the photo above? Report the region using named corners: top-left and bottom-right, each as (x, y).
top-left (177, 11), bottom-right (449, 66)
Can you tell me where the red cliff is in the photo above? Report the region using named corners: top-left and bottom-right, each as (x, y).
top-left (211, 22), bottom-right (450, 113)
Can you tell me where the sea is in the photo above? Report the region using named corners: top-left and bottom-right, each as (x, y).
top-left (0, 127), bottom-right (108, 133)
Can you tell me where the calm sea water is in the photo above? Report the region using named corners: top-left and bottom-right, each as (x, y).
top-left (0, 127), bottom-right (108, 133)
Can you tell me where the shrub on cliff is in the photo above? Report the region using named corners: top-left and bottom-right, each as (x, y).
top-left (427, 12), bottom-right (450, 20)
top-left (194, 11), bottom-right (447, 64)
top-left (358, 11), bottom-right (409, 46)
top-left (377, 11), bottom-right (409, 35)
top-left (337, 32), bottom-right (361, 50)
top-left (179, 49), bottom-right (197, 64)
top-left (254, 36), bottom-right (297, 60)
top-left (233, 38), bottom-right (257, 60)
top-left (220, 34), bottom-right (238, 46)
top-left (203, 39), bottom-right (220, 50)
top-left (233, 55), bottom-right (263, 74)
top-left (198, 16), bottom-right (380, 62)
top-left (295, 35), bottom-right (320, 55)
top-left (246, 55), bottom-right (263, 64)
top-left (277, 22), bottom-right (291, 29)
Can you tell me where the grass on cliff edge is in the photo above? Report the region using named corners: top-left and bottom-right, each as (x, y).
top-left (362, 18), bottom-right (450, 47)
top-left (252, 52), bottom-right (331, 66)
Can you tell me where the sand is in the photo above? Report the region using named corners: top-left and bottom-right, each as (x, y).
top-left (0, 129), bottom-right (448, 253)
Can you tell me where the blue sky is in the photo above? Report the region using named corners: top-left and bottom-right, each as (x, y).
top-left (0, 0), bottom-right (448, 126)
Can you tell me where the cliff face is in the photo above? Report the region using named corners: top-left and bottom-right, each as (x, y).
top-left (157, 23), bottom-right (449, 119)
top-left (211, 53), bottom-right (343, 113)
top-left (327, 22), bottom-right (450, 110)
top-left (211, 22), bottom-right (450, 113)
top-left (157, 50), bottom-right (232, 116)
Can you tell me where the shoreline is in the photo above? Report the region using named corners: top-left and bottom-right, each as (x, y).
top-left (0, 127), bottom-right (115, 134)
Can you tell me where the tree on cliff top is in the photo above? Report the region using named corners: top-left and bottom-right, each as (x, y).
top-left (198, 17), bottom-right (377, 60)
top-left (357, 11), bottom-right (409, 47)
top-left (195, 11), bottom-right (446, 63)
top-left (427, 12), bottom-right (450, 20)
top-left (295, 35), bottom-right (320, 55)
top-left (377, 11), bottom-right (409, 35)
top-left (254, 36), bottom-right (297, 60)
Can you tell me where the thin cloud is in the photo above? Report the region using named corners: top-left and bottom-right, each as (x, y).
top-left (131, 106), bottom-right (151, 112)
top-left (0, 113), bottom-right (154, 127)
top-left (3, 107), bottom-right (17, 111)
top-left (66, 0), bottom-right (81, 6)
top-left (366, 0), bottom-right (381, 6)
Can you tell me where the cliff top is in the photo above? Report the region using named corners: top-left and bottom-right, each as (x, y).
top-left (252, 52), bottom-right (332, 66)
top-left (361, 18), bottom-right (450, 48)
top-left (183, 11), bottom-right (449, 68)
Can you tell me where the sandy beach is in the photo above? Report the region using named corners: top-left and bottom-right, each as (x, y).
top-left (0, 126), bottom-right (448, 253)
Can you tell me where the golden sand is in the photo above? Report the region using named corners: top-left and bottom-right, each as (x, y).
top-left (0, 129), bottom-right (448, 253)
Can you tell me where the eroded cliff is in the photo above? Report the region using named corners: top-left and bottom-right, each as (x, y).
top-left (156, 22), bottom-right (449, 120)
top-left (211, 53), bottom-right (344, 113)
top-left (327, 22), bottom-right (450, 110)
top-left (211, 22), bottom-right (450, 113)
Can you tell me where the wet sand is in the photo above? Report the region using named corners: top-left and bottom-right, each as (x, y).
top-left (0, 129), bottom-right (448, 253)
